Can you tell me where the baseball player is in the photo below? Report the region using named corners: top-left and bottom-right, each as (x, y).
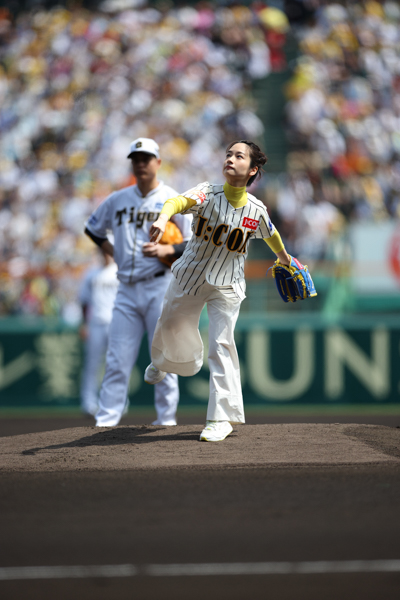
top-left (144, 140), bottom-right (292, 442)
top-left (84, 138), bottom-right (193, 427)
top-left (79, 250), bottom-right (119, 416)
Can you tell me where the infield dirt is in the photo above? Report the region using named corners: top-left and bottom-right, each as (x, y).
top-left (0, 423), bottom-right (399, 471)
top-left (1, 422), bottom-right (400, 600)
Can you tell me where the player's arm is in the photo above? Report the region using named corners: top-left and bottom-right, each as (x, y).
top-left (150, 196), bottom-right (196, 244)
top-left (79, 301), bottom-right (89, 340)
top-left (85, 195), bottom-right (114, 255)
top-left (143, 239), bottom-right (188, 261)
top-left (264, 230), bottom-right (290, 266)
top-left (151, 209), bottom-right (192, 260)
top-left (84, 227), bottom-right (114, 257)
top-left (170, 240), bottom-right (187, 258)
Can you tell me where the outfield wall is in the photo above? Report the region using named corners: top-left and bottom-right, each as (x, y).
top-left (0, 315), bottom-right (399, 409)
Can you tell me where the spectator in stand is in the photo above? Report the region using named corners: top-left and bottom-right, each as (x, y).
top-left (4, 1), bottom-right (399, 308)
top-left (282, 0), bottom-right (400, 258)
top-left (0, 2), bottom-right (272, 316)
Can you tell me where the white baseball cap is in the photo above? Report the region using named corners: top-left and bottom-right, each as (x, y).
top-left (127, 137), bottom-right (160, 160)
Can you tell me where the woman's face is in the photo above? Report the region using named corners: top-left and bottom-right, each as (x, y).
top-left (223, 143), bottom-right (257, 185)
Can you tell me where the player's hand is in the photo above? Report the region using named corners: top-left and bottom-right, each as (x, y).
top-left (149, 214), bottom-right (169, 244)
top-left (275, 248), bottom-right (291, 267)
top-left (142, 243), bottom-right (174, 258)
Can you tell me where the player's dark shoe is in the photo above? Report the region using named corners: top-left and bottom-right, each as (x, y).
top-left (199, 421), bottom-right (233, 442)
top-left (144, 363), bottom-right (167, 385)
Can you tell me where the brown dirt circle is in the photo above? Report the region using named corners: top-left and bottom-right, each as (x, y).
top-left (0, 423), bottom-right (399, 472)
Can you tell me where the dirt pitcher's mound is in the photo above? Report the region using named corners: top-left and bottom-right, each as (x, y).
top-left (0, 423), bottom-right (399, 472)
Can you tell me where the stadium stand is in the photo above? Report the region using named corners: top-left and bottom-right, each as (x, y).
top-left (1, 1), bottom-right (400, 317)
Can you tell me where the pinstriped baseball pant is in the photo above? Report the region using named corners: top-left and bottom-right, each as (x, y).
top-left (152, 276), bottom-right (245, 423)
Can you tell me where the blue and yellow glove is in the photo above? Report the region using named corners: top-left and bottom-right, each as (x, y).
top-left (270, 256), bottom-right (317, 303)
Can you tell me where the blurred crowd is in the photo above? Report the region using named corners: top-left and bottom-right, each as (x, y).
top-left (2, 0), bottom-right (400, 318)
top-left (273, 0), bottom-right (400, 261)
top-left (0, 0), bottom-right (288, 319)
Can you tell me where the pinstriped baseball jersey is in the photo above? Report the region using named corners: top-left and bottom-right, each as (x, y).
top-left (85, 182), bottom-right (192, 284)
top-left (171, 182), bottom-right (275, 298)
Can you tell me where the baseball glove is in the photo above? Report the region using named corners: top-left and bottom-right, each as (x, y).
top-left (158, 221), bottom-right (183, 267)
top-left (270, 256), bottom-right (317, 303)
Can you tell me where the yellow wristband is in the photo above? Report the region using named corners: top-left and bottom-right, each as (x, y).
top-left (264, 230), bottom-right (284, 254)
top-left (160, 196), bottom-right (196, 218)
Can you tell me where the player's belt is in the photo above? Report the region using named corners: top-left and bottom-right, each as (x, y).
top-left (130, 270), bottom-right (166, 284)
top-left (142, 270), bottom-right (166, 281)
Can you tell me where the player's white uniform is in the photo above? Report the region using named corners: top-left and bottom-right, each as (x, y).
top-left (151, 182), bottom-right (275, 423)
top-left (85, 182), bottom-right (193, 426)
top-left (79, 262), bottom-right (119, 416)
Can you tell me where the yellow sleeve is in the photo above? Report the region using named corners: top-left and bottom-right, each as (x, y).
top-left (263, 230), bottom-right (284, 254)
top-left (160, 196), bottom-right (197, 219)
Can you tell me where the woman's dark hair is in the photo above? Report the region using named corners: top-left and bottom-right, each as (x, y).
top-left (226, 140), bottom-right (268, 187)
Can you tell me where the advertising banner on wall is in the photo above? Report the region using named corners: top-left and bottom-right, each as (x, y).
top-left (1, 315), bottom-right (399, 409)
top-left (350, 221), bottom-right (400, 294)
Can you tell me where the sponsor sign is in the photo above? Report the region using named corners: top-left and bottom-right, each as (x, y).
top-left (389, 228), bottom-right (400, 282)
top-left (1, 317), bottom-right (400, 408)
top-left (350, 221), bottom-right (400, 292)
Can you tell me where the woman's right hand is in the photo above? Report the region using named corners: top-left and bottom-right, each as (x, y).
top-left (149, 213), bottom-right (169, 244)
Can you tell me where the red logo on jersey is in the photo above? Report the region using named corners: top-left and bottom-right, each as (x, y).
top-left (242, 217), bottom-right (259, 230)
top-left (194, 191), bottom-right (206, 203)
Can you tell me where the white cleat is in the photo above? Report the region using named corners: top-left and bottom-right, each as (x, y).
top-left (144, 363), bottom-right (167, 385)
top-left (199, 420), bottom-right (233, 442)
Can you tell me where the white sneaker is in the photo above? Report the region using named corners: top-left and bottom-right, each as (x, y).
top-left (144, 363), bottom-right (167, 385)
top-left (151, 419), bottom-right (177, 426)
top-left (199, 420), bottom-right (233, 442)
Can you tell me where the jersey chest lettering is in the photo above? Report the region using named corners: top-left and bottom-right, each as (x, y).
top-left (194, 216), bottom-right (253, 254)
top-left (115, 207), bottom-right (160, 228)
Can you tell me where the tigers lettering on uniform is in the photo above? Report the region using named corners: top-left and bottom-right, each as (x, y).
top-left (85, 181), bottom-right (193, 285)
top-left (115, 208), bottom-right (160, 228)
top-left (115, 208), bottom-right (126, 225)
